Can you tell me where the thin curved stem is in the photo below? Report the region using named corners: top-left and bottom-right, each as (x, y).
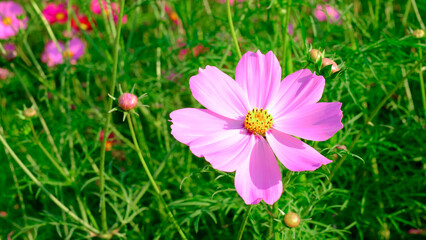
top-left (237, 205), bottom-right (253, 240)
top-left (127, 116), bottom-right (187, 240)
top-left (227, 0), bottom-right (242, 59)
top-left (99, 0), bottom-right (126, 233)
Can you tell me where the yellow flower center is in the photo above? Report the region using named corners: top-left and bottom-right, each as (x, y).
top-left (63, 50), bottom-right (74, 58)
top-left (80, 23), bottom-right (88, 30)
top-left (2, 17), bottom-right (12, 25)
top-left (56, 13), bottom-right (65, 20)
top-left (244, 108), bottom-right (274, 136)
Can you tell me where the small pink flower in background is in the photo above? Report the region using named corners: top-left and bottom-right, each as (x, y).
top-left (0, 1), bottom-right (28, 39)
top-left (1, 43), bottom-right (17, 61)
top-left (41, 41), bottom-right (65, 67)
top-left (71, 15), bottom-right (94, 31)
top-left (0, 68), bottom-right (10, 80)
top-left (314, 4), bottom-right (341, 24)
top-left (41, 37), bottom-right (85, 67)
top-left (100, 129), bottom-right (116, 151)
top-left (164, 4), bottom-right (181, 26)
top-left (90, 0), bottom-right (127, 24)
top-left (170, 50), bottom-right (343, 205)
top-left (0, 211), bottom-right (7, 217)
top-left (42, 3), bottom-right (68, 24)
top-left (178, 48), bottom-right (189, 61)
top-left (192, 44), bottom-right (208, 58)
top-left (408, 229), bottom-right (426, 235)
top-left (287, 23), bottom-right (294, 36)
top-left (217, 0), bottom-right (244, 5)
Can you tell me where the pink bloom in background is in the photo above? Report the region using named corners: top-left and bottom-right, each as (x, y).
top-left (314, 4), bottom-right (341, 24)
top-left (41, 37), bottom-right (85, 67)
top-left (71, 15), bottom-right (94, 31)
top-left (170, 50), bottom-right (343, 205)
top-left (90, 0), bottom-right (127, 24)
top-left (0, 68), bottom-right (10, 80)
top-left (217, 0), bottom-right (244, 5)
top-left (42, 3), bottom-right (68, 24)
top-left (287, 23), bottom-right (294, 36)
top-left (0, 1), bottom-right (28, 39)
top-left (1, 43), bottom-right (17, 61)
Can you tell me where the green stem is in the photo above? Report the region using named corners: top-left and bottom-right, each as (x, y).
top-left (21, 40), bottom-right (47, 79)
top-left (418, 41), bottom-right (426, 120)
top-left (0, 134), bottom-right (99, 234)
top-left (30, 0), bottom-right (62, 53)
top-left (127, 116), bottom-right (187, 239)
top-left (227, 0), bottom-right (242, 59)
top-left (99, 0), bottom-right (126, 233)
top-left (237, 205), bottom-right (253, 240)
top-left (282, 0), bottom-right (292, 75)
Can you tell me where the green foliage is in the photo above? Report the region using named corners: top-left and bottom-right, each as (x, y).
top-left (0, 0), bottom-right (425, 239)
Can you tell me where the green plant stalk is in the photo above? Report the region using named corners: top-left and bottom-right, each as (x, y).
top-left (237, 205), bottom-right (253, 240)
top-left (98, 0), bottom-right (126, 233)
top-left (271, 171), bottom-right (292, 239)
top-left (282, 0), bottom-right (292, 75)
top-left (126, 116), bottom-right (187, 239)
top-left (227, 0), bottom-right (242, 59)
top-left (21, 40), bottom-right (47, 79)
top-left (418, 42), bottom-right (426, 120)
top-left (411, 0), bottom-right (425, 29)
top-left (30, 0), bottom-right (62, 53)
top-left (0, 134), bottom-right (99, 234)
top-left (11, 64), bottom-right (67, 172)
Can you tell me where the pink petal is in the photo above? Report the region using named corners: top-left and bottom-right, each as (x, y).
top-left (170, 108), bottom-right (243, 145)
top-left (189, 66), bottom-right (249, 119)
top-left (190, 129), bottom-right (252, 172)
top-left (266, 129), bottom-right (332, 172)
top-left (68, 37), bottom-right (85, 60)
top-left (267, 69), bottom-right (325, 118)
top-left (273, 102), bottom-right (343, 141)
top-left (235, 136), bottom-right (283, 205)
top-left (235, 50), bottom-right (281, 109)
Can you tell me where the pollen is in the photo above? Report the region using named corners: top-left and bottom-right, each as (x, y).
top-left (2, 17), bottom-right (12, 25)
top-left (56, 13), bottom-right (65, 20)
top-left (244, 108), bottom-right (274, 136)
top-left (63, 50), bottom-right (74, 58)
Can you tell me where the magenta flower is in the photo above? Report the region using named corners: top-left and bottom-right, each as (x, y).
top-left (170, 51), bottom-right (343, 205)
top-left (314, 4), bottom-right (341, 24)
top-left (42, 3), bottom-right (68, 24)
top-left (1, 43), bottom-right (17, 61)
top-left (90, 0), bottom-right (127, 24)
top-left (0, 1), bottom-right (28, 40)
top-left (41, 37), bottom-right (85, 67)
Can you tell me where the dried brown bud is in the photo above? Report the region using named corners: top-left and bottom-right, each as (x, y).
top-left (24, 108), bottom-right (37, 118)
top-left (413, 29), bottom-right (425, 38)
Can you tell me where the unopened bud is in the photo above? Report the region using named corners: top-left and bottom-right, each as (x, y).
top-left (413, 29), bottom-right (425, 38)
top-left (0, 68), bottom-right (9, 80)
top-left (321, 58), bottom-right (339, 73)
top-left (118, 93), bottom-right (138, 111)
top-left (284, 212), bottom-right (300, 228)
top-left (24, 108), bottom-right (37, 118)
top-left (309, 49), bottom-right (323, 62)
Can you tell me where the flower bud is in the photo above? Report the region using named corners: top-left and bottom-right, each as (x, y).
top-left (284, 212), bottom-right (300, 228)
top-left (413, 29), bottom-right (425, 38)
top-left (321, 58), bottom-right (339, 73)
top-left (0, 68), bottom-right (9, 80)
top-left (24, 108), bottom-right (37, 118)
top-left (118, 93), bottom-right (138, 111)
top-left (309, 49), bottom-right (322, 62)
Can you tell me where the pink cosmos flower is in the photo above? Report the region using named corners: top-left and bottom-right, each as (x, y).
top-left (90, 0), bottom-right (127, 24)
top-left (1, 43), bottom-right (17, 61)
top-left (170, 51), bottom-right (343, 205)
top-left (0, 68), bottom-right (10, 80)
top-left (314, 4), bottom-right (341, 24)
top-left (0, 1), bottom-right (28, 40)
top-left (42, 3), bottom-right (68, 24)
top-left (41, 37), bottom-right (85, 67)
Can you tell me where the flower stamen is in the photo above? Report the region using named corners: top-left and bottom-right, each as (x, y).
top-left (244, 108), bottom-right (273, 136)
top-left (56, 13), bottom-right (65, 20)
top-left (2, 17), bottom-right (12, 25)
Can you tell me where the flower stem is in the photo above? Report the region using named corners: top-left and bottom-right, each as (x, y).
top-left (418, 40), bottom-right (426, 120)
top-left (237, 205), bottom-right (253, 240)
top-left (227, 0), bottom-right (242, 59)
top-left (282, 0), bottom-right (292, 75)
top-left (126, 116), bottom-right (187, 239)
top-left (0, 134), bottom-right (99, 234)
top-left (98, 0), bottom-right (126, 233)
